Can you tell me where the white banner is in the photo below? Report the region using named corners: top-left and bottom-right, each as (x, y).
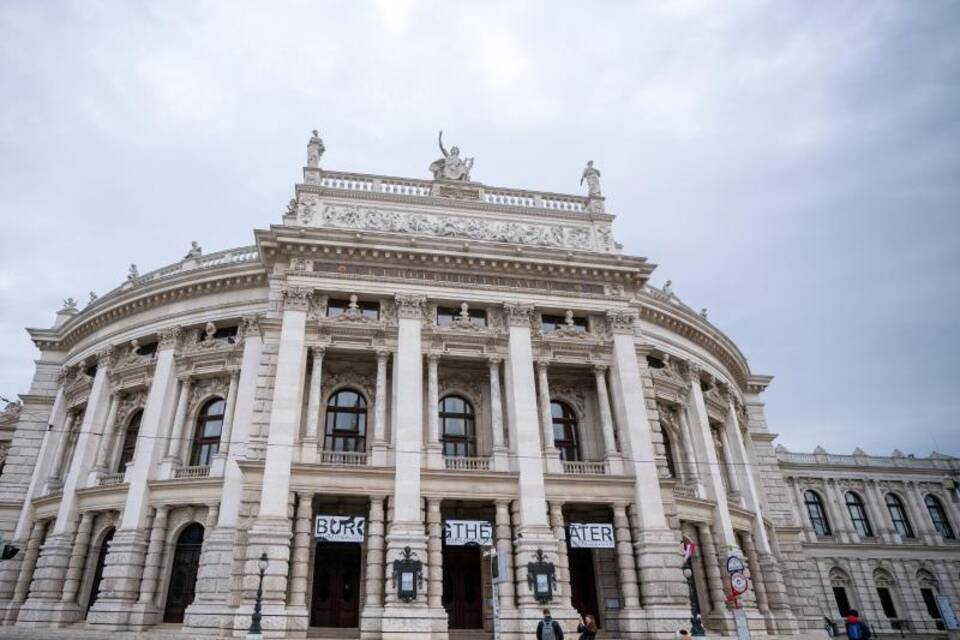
top-left (315, 515), bottom-right (366, 543)
top-left (568, 523), bottom-right (615, 548)
top-left (444, 520), bottom-right (493, 546)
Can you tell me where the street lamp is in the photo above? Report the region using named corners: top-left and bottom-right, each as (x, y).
top-left (682, 561), bottom-right (707, 637)
top-left (247, 552), bottom-right (268, 640)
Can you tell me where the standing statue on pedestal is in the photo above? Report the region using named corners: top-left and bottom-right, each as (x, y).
top-left (581, 160), bottom-right (602, 197)
top-left (429, 130), bottom-right (474, 181)
top-left (307, 130), bottom-right (325, 168)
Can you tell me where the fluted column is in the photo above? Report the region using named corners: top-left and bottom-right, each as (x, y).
top-left (426, 354), bottom-right (442, 468)
top-left (164, 376), bottom-right (192, 464)
top-left (218, 369), bottom-right (240, 453)
top-left (594, 365), bottom-right (623, 474)
top-left (289, 494), bottom-right (312, 608)
top-left (488, 357), bottom-right (508, 471)
top-left (676, 405), bottom-right (702, 492)
top-left (137, 505), bottom-right (169, 605)
top-left (302, 348), bottom-right (324, 463)
top-left (613, 503), bottom-right (640, 608)
top-left (537, 360), bottom-right (562, 473)
top-left (494, 499), bottom-right (515, 610)
top-left (742, 534), bottom-right (774, 630)
top-left (696, 522), bottom-right (727, 616)
top-left (12, 520), bottom-right (46, 604)
top-left (93, 394), bottom-right (120, 472)
top-left (548, 502), bottom-right (572, 608)
top-left (426, 498), bottom-right (443, 608)
top-left (364, 497), bottom-right (386, 608)
top-left (60, 511), bottom-right (95, 603)
top-left (371, 349), bottom-right (389, 466)
top-left (47, 412), bottom-right (76, 486)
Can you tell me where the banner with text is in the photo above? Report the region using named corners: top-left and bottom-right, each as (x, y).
top-left (568, 523), bottom-right (615, 548)
top-left (315, 515), bottom-right (366, 543)
top-left (444, 520), bottom-right (493, 546)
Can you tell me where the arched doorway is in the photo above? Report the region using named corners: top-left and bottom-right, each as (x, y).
top-left (163, 522), bottom-right (204, 623)
top-left (84, 527), bottom-right (114, 617)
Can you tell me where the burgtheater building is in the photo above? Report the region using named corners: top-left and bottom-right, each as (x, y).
top-left (0, 131), bottom-right (957, 639)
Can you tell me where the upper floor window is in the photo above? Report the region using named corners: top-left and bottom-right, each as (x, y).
top-left (804, 490), bottom-right (832, 537)
top-left (885, 493), bottom-right (914, 539)
top-left (541, 313), bottom-right (587, 334)
top-left (437, 305), bottom-right (487, 328)
top-left (662, 429), bottom-right (678, 478)
top-left (190, 398), bottom-right (224, 466)
top-left (925, 494), bottom-right (955, 539)
top-left (324, 389), bottom-right (367, 452)
top-left (137, 341), bottom-right (158, 357)
top-left (550, 401), bottom-right (580, 462)
top-left (439, 395), bottom-right (476, 457)
top-left (845, 492), bottom-right (874, 538)
top-left (117, 410), bottom-right (143, 474)
top-left (327, 298), bottom-right (379, 320)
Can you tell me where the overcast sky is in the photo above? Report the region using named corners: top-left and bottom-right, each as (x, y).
top-left (1, 1), bottom-right (958, 456)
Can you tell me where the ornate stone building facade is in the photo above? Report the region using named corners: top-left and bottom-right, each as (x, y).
top-left (0, 132), bottom-right (955, 639)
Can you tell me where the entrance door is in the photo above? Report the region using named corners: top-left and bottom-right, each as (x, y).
top-left (311, 543), bottom-right (361, 628)
top-left (569, 548), bottom-right (601, 627)
top-left (442, 546), bottom-right (483, 629)
top-left (85, 528), bottom-right (114, 617)
top-left (163, 523), bottom-right (204, 623)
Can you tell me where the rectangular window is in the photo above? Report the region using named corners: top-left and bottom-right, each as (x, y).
top-left (328, 298), bottom-right (380, 320)
top-left (833, 587), bottom-right (851, 617)
top-left (137, 341), bottom-right (158, 357)
top-left (877, 588), bottom-right (898, 619)
top-left (437, 306), bottom-right (487, 327)
top-left (921, 588), bottom-right (942, 619)
top-left (541, 314), bottom-right (587, 333)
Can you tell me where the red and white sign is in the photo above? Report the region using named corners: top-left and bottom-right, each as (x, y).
top-left (730, 572), bottom-right (749, 595)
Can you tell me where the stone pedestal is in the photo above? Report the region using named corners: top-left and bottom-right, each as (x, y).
top-left (381, 521), bottom-right (448, 639)
top-left (86, 528), bottom-right (149, 629)
top-left (233, 517), bottom-right (295, 638)
top-left (183, 525), bottom-right (238, 635)
top-left (15, 533), bottom-right (73, 627)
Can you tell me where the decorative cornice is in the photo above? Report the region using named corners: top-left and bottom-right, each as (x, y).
top-left (605, 309), bottom-right (636, 334)
top-left (158, 326), bottom-right (182, 351)
top-left (281, 286), bottom-right (313, 311)
top-left (503, 303), bottom-right (534, 327)
top-left (395, 294), bottom-right (426, 320)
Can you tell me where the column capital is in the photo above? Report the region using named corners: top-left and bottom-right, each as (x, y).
top-left (592, 363), bottom-right (609, 375)
top-left (535, 358), bottom-right (551, 373)
top-left (281, 285), bottom-right (313, 311)
top-left (375, 348), bottom-right (391, 363)
top-left (240, 314), bottom-right (263, 339)
top-left (486, 355), bottom-right (503, 368)
top-left (605, 308), bottom-right (637, 334)
top-left (311, 345), bottom-right (326, 359)
top-left (426, 352), bottom-right (441, 364)
top-left (395, 293), bottom-right (426, 319)
top-left (686, 362), bottom-right (703, 383)
top-left (503, 302), bottom-right (535, 327)
top-left (494, 497), bottom-right (512, 508)
top-left (158, 325), bottom-right (182, 351)
top-left (96, 346), bottom-right (117, 370)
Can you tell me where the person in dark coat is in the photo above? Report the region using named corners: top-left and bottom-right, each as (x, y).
top-left (845, 609), bottom-right (872, 640)
top-left (536, 608), bottom-right (564, 640)
top-left (576, 614), bottom-right (598, 639)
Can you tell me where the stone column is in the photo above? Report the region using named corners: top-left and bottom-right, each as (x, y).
top-left (695, 522), bottom-right (727, 617)
top-left (426, 498), bottom-right (443, 609)
top-left (716, 410), bottom-right (742, 502)
top-left (866, 479), bottom-right (896, 543)
top-left (548, 502), bottom-right (572, 609)
top-left (823, 479), bottom-right (852, 543)
top-left (788, 478), bottom-right (816, 543)
top-left (536, 360), bottom-right (562, 473)
top-left (364, 497), bottom-right (386, 608)
top-left (135, 506), bottom-right (168, 608)
top-left (371, 349), bottom-right (390, 466)
top-left (488, 357), bottom-right (508, 471)
top-left (60, 511), bottom-right (95, 604)
top-left (92, 393), bottom-right (120, 474)
top-left (425, 354), bottom-right (443, 469)
top-left (288, 494), bottom-right (313, 609)
top-left (243, 286), bottom-right (310, 637)
top-left (218, 369), bottom-right (240, 454)
top-left (676, 405), bottom-right (703, 494)
top-left (10, 520), bottom-right (46, 610)
top-left (162, 375), bottom-right (192, 472)
top-left (742, 534), bottom-right (775, 632)
top-left (605, 311), bottom-right (687, 613)
top-left (593, 365), bottom-right (624, 475)
top-left (494, 499), bottom-right (515, 610)
top-left (46, 411), bottom-right (75, 490)
top-left (302, 347), bottom-right (324, 463)
top-left (904, 481), bottom-right (938, 544)
top-left (613, 503), bottom-right (640, 609)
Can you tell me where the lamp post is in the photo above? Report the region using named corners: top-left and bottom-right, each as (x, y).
top-left (247, 551), bottom-right (268, 640)
top-left (683, 561), bottom-right (707, 637)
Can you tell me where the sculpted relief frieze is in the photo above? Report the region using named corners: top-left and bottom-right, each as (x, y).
top-left (306, 203), bottom-right (602, 251)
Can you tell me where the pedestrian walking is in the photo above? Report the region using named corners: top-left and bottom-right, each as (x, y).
top-left (537, 608), bottom-right (564, 640)
top-left (845, 609), bottom-right (872, 640)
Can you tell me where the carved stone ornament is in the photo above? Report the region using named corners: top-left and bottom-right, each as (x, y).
top-left (429, 130), bottom-right (474, 182)
top-left (332, 294), bottom-right (372, 323)
top-left (158, 326), bottom-right (182, 351)
top-left (394, 294), bottom-right (426, 320)
top-left (314, 203), bottom-right (594, 251)
top-left (307, 130), bottom-right (325, 169)
top-left (503, 303), bottom-right (534, 328)
top-left (61, 297), bottom-right (78, 312)
top-left (282, 286), bottom-right (313, 312)
top-left (605, 309), bottom-right (636, 334)
top-left (96, 346), bottom-right (116, 370)
top-left (240, 315), bottom-right (262, 340)
top-left (580, 160), bottom-right (602, 198)
top-left (547, 310), bottom-right (589, 339)
top-left (189, 376), bottom-right (230, 416)
top-left (184, 241), bottom-right (202, 260)
top-left (115, 390), bottom-right (148, 428)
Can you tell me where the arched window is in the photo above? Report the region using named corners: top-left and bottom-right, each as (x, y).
top-left (846, 492), bottom-right (873, 537)
top-left (804, 490), bottom-right (832, 537)
top-left (324, 389), bottom-right (367, 452)
top-left (925, 495), bottom-right (955, 539)
top-left (116, 410), bottom-right (142, 474)
top-left (551, 401), bottom-right (580, 462)
top-left (163, 522), bottom-right (204, 623)
top-left (190, 398), bottom-right (225, 466)
top-left (662, 429), bottom-right (677, 478)
top-left (885, 493), bottom-right (914, 539)
top-left (439, 395), bottom-right (476, 458)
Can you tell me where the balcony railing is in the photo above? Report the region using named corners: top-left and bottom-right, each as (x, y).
top-left (443, 456), bottom-right (491, 471)
top-left (98, 472), bottom-right (126, 487)
top-left (562, 460), bottom-right (608, 476)
top-left (673, 483), bottom-right (698, 499)
top-left (319, 450), bottom-right (369, 466)
top-left (174, 465), bottom-right (211, 480)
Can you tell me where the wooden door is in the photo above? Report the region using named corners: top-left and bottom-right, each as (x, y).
top-left (442, 546), bottom-right (483, 629)
top-left (311, 543), bottom-right (361, 628)
top-left (163, 523), bottom-right (204, 623)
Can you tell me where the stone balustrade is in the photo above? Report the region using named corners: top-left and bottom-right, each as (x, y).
top-left (318, 450), bottom-right (369, 466)
top-left (173, 464), bottom-right (211, 480)
top-left (561, 460), bottom-right (608, 475)
top-left (98, 472), bottom-right (126, 487)
top-left (442, 456), bottom-right (491, 472)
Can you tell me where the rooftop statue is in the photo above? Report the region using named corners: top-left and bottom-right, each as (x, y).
top-left (184, 240), bottom-right (202, 259)
top-left (429, 130), bottom-right (474, 181)
top-left (307, 129), bottom-right (325, 168)
top-left (580, 160), bottom-right (602, 197)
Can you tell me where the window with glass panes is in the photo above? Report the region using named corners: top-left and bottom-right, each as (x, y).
top-left (550, 401), bottom-right (580, 461)
top-left (324, 389), bottom-right (367, 452)
top-left (804, 490), bottom-right (832, 537)
top-left (439, 395), bottom-right (476, 457)
top-left (885, 493), bottom-right (914, 538)
top-left (190, 398), bottom-right (225, 466)
top-left (926, 495), bottom-right (955, 539)
top-left (117, 410), bottom-right (142, 474)
top-left (846, 492), bottom-right (874, 537)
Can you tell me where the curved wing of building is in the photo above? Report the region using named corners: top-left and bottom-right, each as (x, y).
top-left (0, 133), bottom-right (957, 639)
